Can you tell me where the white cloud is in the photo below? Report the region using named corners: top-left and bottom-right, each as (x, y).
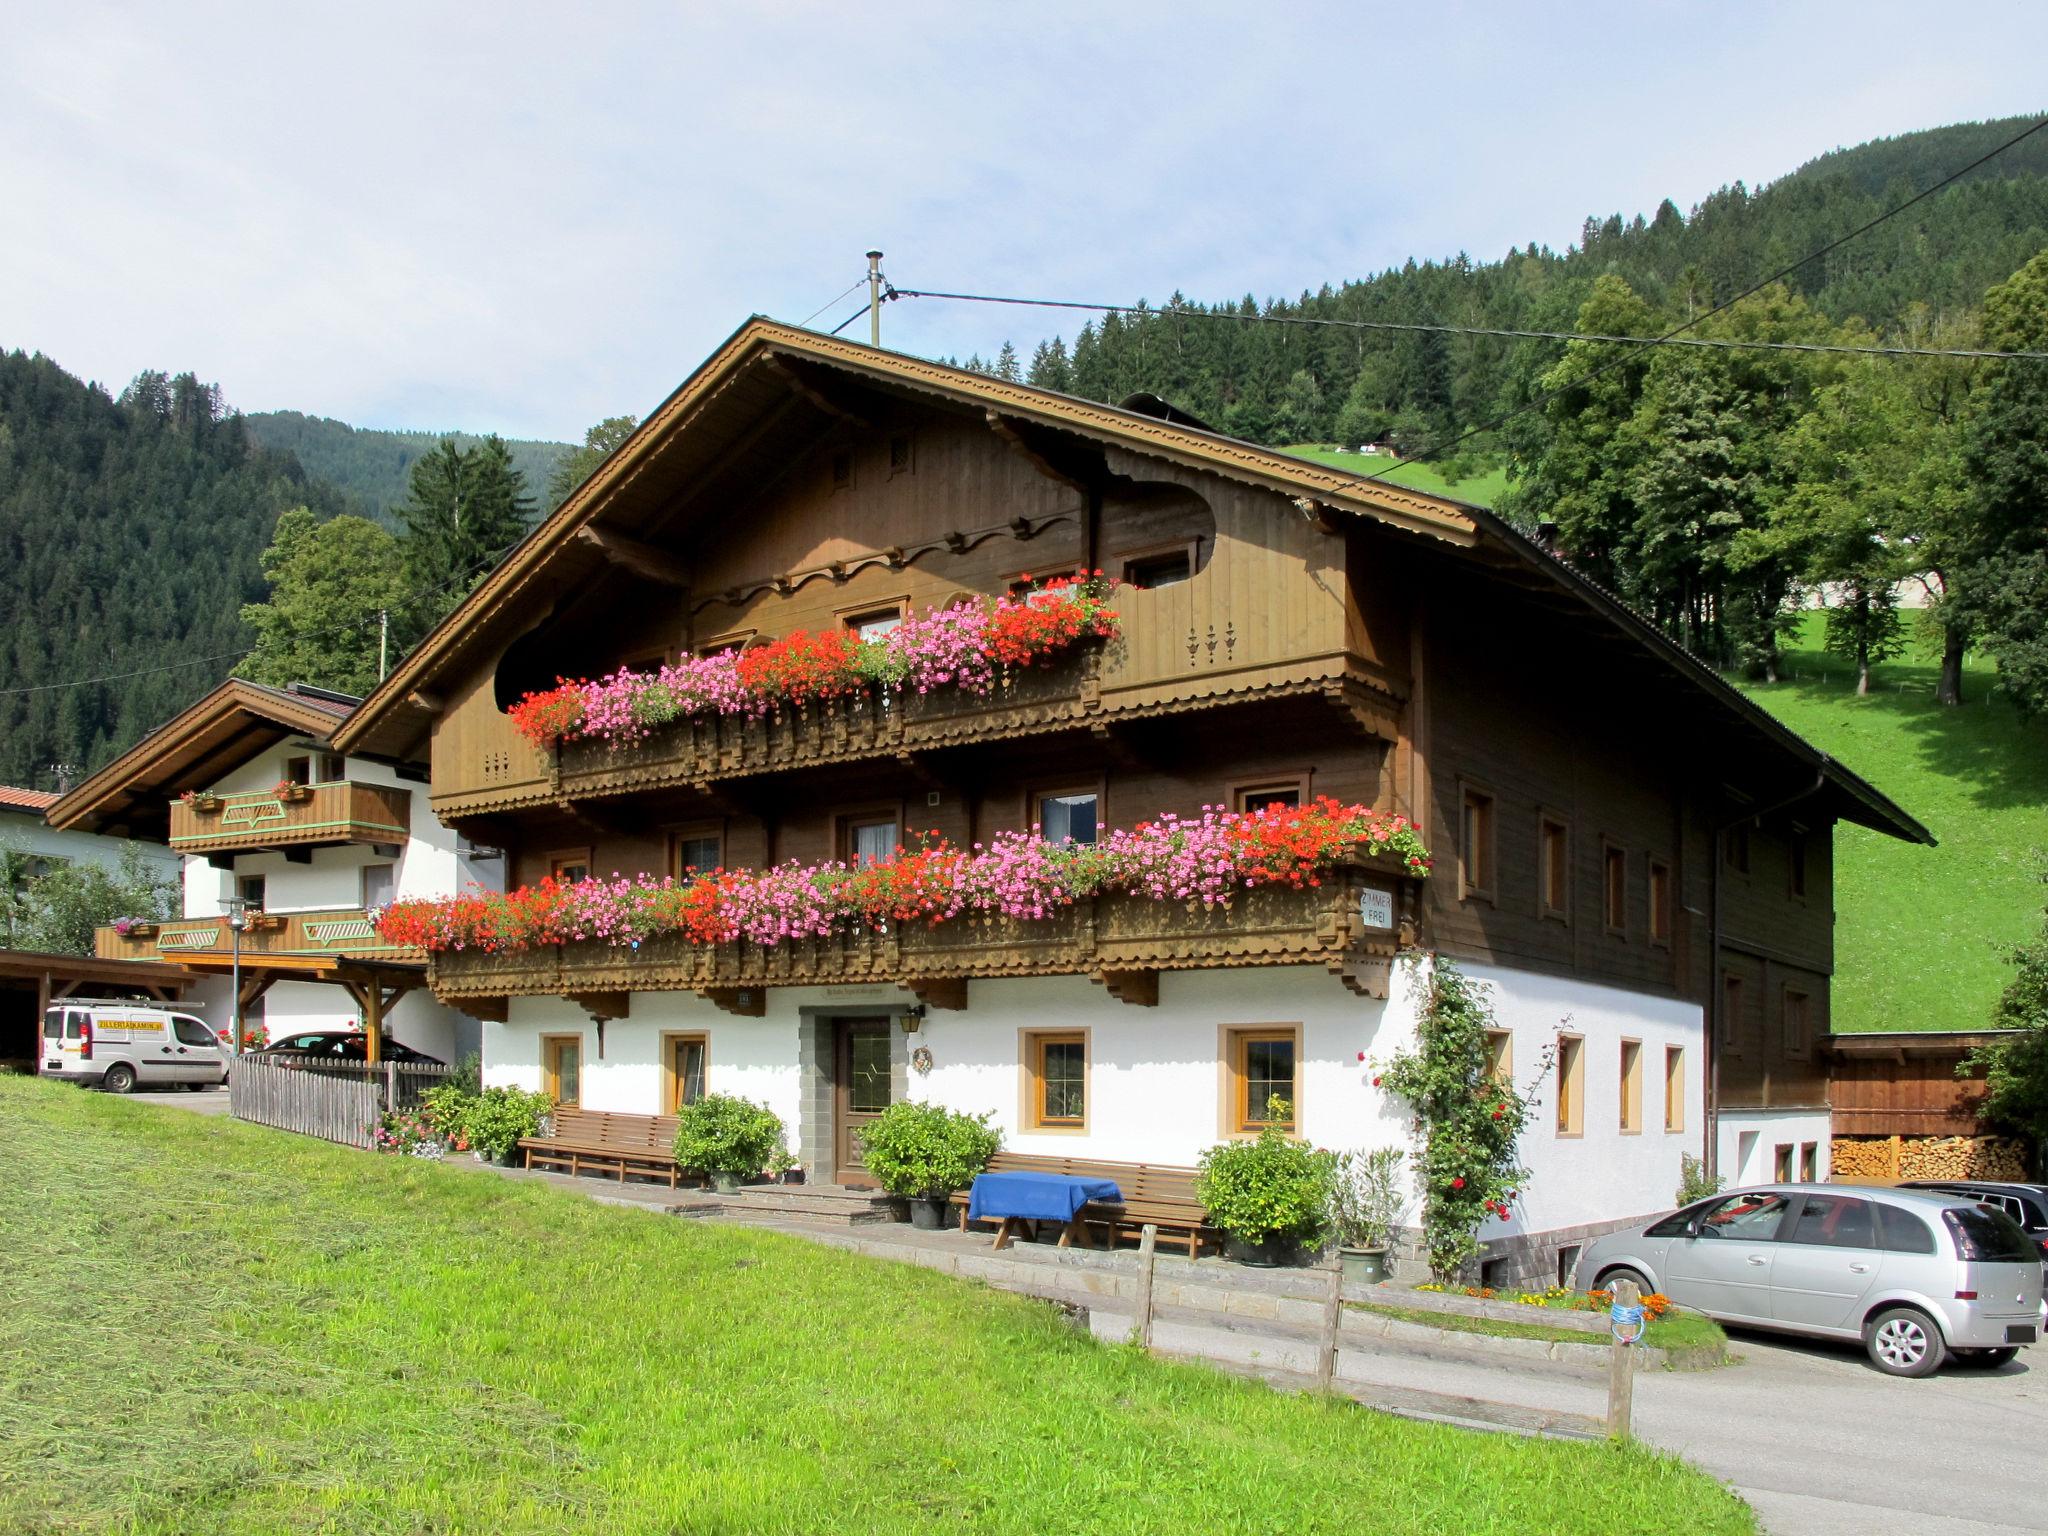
top-left (2, 0), bottom-right (2041, 440)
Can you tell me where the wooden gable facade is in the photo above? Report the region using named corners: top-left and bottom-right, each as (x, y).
top-left (334, 319), bottom-right (1929, 1148)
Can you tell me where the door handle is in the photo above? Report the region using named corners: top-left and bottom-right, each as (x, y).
top-left (1746, 1255), bottom-right (1767, 1266)
top-left (1849, 1263), bottom-right (1871, 1273)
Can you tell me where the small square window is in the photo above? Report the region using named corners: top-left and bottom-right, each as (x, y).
top-left (1648, 858), bottom-right (1672, 947)
top-left (1024, 1030), bottom-right (1088, 1129)
top-left (888, 434), bottom-right (914, 475)
top-left (1037, 790), bottom-right (1099, 846)
top-left (1556, 1245), bottom-right (1581, 1289)
top-left (319, 754), bottom-right (346, 783)
top-left (549, 850), bottom-right (592, 886)
top-left (1664, 1046), bottom-right (1685, 1133)
top-left (830, 450), bottom-right (854, 489)
top-left (1773, 1143), bottom-right (1795, 1182)
top-left (1556, 1034), bottom-right (1584, 1136)
top-left (361, 863), bottom-right (396, 911)
top-left (1800, 1141), bottom-right (1819, 1181)
top-left (665, 1033), bottom-right (708, 1113)
top-left (1225, 1026), bottom-right (1300, 1134)
top-left (284, 755), bottom-right (312, 786)
top-left (1485, 1029), bottom-right (1513, 1083)
top-left (1236, 780), bottom-right (1305, 814)
top-left (1122, 548), bottom-right (1193, 589)
top-left (670, 826), bottom-right (724, 878)
top-left (238, 875), bottom-right (266, 910)
top-left (842, 814), bottom-right (900, 866)
top-left (543, 1034), bottom-right (582, 1107)
top-left (1782, 988), bottom-right (1812, 1058)
top-left (843, 604), bottom-right (904, 641)
top-left (1619, 1039), bottom-right (1642, 1134)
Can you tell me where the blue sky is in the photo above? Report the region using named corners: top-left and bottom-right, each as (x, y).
top-left (4, 2), bottom-right (2044, 442)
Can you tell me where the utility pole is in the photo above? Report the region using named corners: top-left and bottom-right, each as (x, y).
top-left (867, 250), bottom-right (885, 347)
top-left (378, 609), bottom-right (390, 681)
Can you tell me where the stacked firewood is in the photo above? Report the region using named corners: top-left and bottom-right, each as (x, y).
top-left (1828, 1135), bottom-right (2030, 1181)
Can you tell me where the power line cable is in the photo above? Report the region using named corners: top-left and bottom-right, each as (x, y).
top-left (828, 301), bottom-right (873, 337)
top-left (891, 287), bottom-right (2048, 361)
top-left (796, 277), bottom-right (868, 329)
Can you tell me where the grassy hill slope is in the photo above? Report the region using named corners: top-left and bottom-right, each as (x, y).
top-left (1737, 617), bottom-right (2048, 1034)
top-left (1280, 446), bottom-right (1508, 507)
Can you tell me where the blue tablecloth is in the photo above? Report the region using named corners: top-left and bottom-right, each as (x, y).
top-left (968, 1171), bottom-right (1123, 1223)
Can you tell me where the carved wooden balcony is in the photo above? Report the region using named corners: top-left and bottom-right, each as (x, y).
top-left (425, 864), bottom-right (1416, 1012)
top-left (169, 781), bottom-right (412, 856)
top-left (548, 651), bottom-right (1104, 803)
top-left (95, 908), bottom-right (424, 966)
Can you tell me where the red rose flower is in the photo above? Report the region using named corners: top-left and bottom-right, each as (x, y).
top-left (1451, 1176), bottom-right (1465, 1189)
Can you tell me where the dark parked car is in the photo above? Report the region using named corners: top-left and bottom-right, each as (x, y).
top-left (254, 1031), bottom-right (444, 1065)
top-left (1901, 1181), bottom-right (2048, 1262)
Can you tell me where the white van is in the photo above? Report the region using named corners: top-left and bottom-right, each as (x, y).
top-left (40, 1001), bottom-right (228, 1092)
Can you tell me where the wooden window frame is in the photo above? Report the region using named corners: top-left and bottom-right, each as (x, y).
top-left (547, 846), bottom-right (595, 885)
top-left (1601, 839), bottom-right (1628, 937)
top-left (1459, 781), bottom-right (1497, 905)
top-left (360, 862), bottom-right (397, 911)
top-left (1647, 856), bottom-right (1673, 949)
top-left (1664, 1045), bottom-right (1685, 1133)
top-left (1030, 777), bottom-right (1107, 846)
top-left (667, 821), bottom-right (727, 879)
top-left (1537, 811), bottom-right (1570, 922)
top-left (1618, 1038), bottom-right (1643, 1135)
top-left (1019, 1027), bottom-right (1090, 1133)
top-left (1117, 537), bottom-right (1202, 590)
top-left (1484, 1028), bottom-right (1514, 1084)
top-left (1231, 772), bottom-right (1312, 815)
top-left (659, 1031), bottom-right (709, 1115)
top-left (1555, 1032), bottom-right (1584, 1137)
top-left (1800, 1141), bottom-right (1820, 1181)
top-left (693, 628), bottom-right (759, 657)
top-left (318, 753), bottom-right (347, 783)
top-left (540, 1033), bottom-right (583, 1107)
top-left (837, 596), bottom-right (910, 638)
top-left (284, 754), bottom-right (313, 786)
top-left (1773, 1143), bottom-right (1795, 1182)
top-left (836, 802), bottom-right (906, 866)
top-left (886, 432), bottom-right (916, 478)
top-left (1721, 972), bottom-right (1744, 1059)
top-left (1219, 1023), bottom-right (1303, 1138)
top-left (1781, 985), bottom-right (1813, 1061)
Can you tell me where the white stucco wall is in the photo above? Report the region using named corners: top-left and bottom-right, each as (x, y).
top-left (2, 806), bottom-right (177, 882)
top-left (1717, 1107), bottom-right (1832, 1186)
top-left (484, 956), bottom-right (1709, 1242)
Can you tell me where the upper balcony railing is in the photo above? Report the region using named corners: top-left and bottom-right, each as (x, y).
top-left (169, 781), bottom-right (412, 856)
top-left (423, 863), bottom-right (1415, 1010)
top-left (95, 908), bottom-right (424, 966)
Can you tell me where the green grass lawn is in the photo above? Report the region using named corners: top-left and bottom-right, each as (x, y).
top-left (1736, 615), bottom-right (2048, 1033)
top-left (0, 1079), bottom-right (1753, 1536)
top-left (1351, 1300), bottom-right (1724, 1354)
top-left (1280, 445), bottom-right (1509, 507)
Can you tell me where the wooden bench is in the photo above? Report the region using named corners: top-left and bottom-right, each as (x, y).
top-left (518, 1108), bottom-right (691, 1186)
top-left (955, 1151), bottom-right (1219, 1257)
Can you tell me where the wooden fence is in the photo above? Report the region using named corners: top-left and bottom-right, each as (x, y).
top-left (228, 1054), bottom-right (455, 1149)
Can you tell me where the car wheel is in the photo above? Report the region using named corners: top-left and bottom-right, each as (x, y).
top-left (1865, 1306), bottom-right (1946, 1377)
top-left (101, 1063), bottom-right (137, 1094)
top-left (1596, 1265), bottom-right (1655, 1298)
top-left (1953, 1346), bottom-right (2019, 1369)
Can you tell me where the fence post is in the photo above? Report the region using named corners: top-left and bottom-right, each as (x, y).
top-left (1134, 1224), bottom-right (1158, 1349)
top-left (1606, 1276), bottom-right (1639, 1441)
top-left (1317, 1260), bottom-right (1344, 1392)
top-left (384, 1060), bottom-right (398, 1115)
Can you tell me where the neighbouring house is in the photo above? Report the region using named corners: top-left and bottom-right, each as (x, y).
top-left (2, 783), bottom-right (179, 892)
top-left (327, 319), bottom-right (1929, 1284)
top-left (44, 679), bottom-right (500, 1064)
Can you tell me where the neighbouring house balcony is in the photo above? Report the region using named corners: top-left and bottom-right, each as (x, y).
top-left (169, 781), bottom-right (412, 857)
top-left (425, 864), bottom-right (1416, 1014)
top-left (95, 908), bottom-right (424, 966)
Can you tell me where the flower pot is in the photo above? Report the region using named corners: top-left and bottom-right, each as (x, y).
top-left (1339, 1245), bottom-right (1391, 1285)
top-left (906, 1195), bottom-right (950, 1230)
top-left (188, 795), bottom-right (222, 814)
top-left (710, 1171), bottom-right (743, 1194)
top-left (779, 1169), bottom-right (805, 1186)
top-left (1223, 1234), bottom-right (1301, 1268)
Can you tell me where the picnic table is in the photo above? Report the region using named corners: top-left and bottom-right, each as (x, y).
top-left (967, 1169), bottom-right (1124, 1250)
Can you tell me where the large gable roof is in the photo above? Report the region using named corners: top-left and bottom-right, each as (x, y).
top-left (46, 679), bottom-right (358, 840)
top-left (331, 318), bottom-right (1928, 846)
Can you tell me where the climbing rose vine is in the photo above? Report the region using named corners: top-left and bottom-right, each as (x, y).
top-left (377, 798), bottom-right (1431, 954)
top-left (1376, 958), bottom-right (1546, 1284)
top-left (507, 574), bottom-right (1121, 749)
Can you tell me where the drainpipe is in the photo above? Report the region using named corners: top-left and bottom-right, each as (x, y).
top-left (1706, 765), bottom-right (1828, 1180)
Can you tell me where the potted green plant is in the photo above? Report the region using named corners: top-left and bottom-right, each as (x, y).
top-left (1329, 1146), bottom-right (1406, 1283)
top-left (447, 1084), bottom-right (552, 1164)
top-left (1195, 1100), bottom-right (1337, 1266)
top-left (673, 1093), bottom-right (787, 1193)
top-left (854, 1100), bottom-right (1001, 1227)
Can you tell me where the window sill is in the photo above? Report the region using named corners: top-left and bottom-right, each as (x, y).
top-left (1555, 1130), bottom-right (1584, 1140)
top-left (1023, 1122), bottom-right (1090, 1136)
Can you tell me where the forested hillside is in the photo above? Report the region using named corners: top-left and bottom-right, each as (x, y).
top-left (1010, 115), bottom-right (2048, 452)
top-left (242, 412), bottom-right (572, 522)
top-left (0, 356), bottom-right (344, 788)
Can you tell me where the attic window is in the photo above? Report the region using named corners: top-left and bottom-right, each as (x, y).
top-left (1122, 547), bottom-right (1193, 590)
top-left (888, 435), bottom-right (914, 475)
top-left (831, 450), bottom-right (854, 490)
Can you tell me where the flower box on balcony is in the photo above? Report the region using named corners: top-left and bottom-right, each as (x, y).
top-left (182, 792), bottom-right (222, 814)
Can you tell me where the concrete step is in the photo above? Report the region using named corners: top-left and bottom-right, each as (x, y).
top-left (673, 1185), bottom-right (897, 1225)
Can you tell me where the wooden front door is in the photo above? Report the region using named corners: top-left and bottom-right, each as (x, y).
top-left (832, 1019), bottom-right (894, 1186)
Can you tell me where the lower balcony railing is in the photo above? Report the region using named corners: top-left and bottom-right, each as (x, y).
top-left (95, 908), bottom-right (424, 965)
top-left (425, 867), bottom-right (1413, 1009)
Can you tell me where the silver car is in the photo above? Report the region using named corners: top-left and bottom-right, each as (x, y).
top-left (1573, 1184), bottom-right (2043, 1377)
